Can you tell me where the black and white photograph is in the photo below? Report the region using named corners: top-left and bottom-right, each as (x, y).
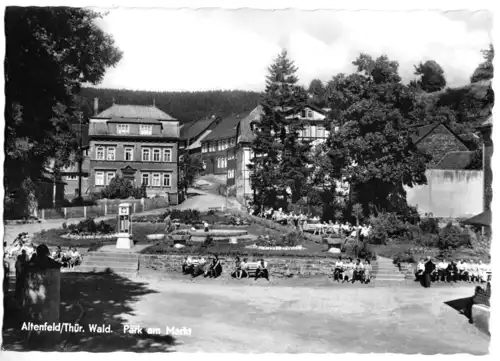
top-left (0, 1), bottom-right (495, 355)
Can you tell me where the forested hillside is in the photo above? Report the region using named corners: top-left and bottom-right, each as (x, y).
top-left (77, 87), bottom-right (261, 122)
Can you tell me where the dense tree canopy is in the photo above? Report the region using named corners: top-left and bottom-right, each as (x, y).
top-left (250, 50), bottom-right (310, 209)
top-left (78, 88), bottom-right (260, 123)
top-left (4, 7), bottom-right (122, 214)
top-left (471, 43), bottom-right (494, 83)
top-left (412, 60), bottom-right (447, 93)
top-left (323, 54), bottom-right (430, 215)
top-left (308, 79), bottom-right (327, 107)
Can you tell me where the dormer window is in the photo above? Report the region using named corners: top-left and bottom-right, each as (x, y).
top-left (117, 124), bottom-right (130, 135)
top-left (140, 124), bottom-right (153, 135)
top-left (301, 110), bottom-right (306, 118)
top-left (307, 110), bottom-right (313, 119)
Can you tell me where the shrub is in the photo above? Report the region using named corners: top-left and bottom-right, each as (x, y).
top-left (437, 224), bottom-right (470, 250)
top-left (100, 175), bottom-right (144, 199)
top-left (67, 217), bottom-right (114, 235)
top-left (392, 251), bottom-right (416, 264)
top-left (419, 218), bottom-right (439, 234)
top-left (280, 231), bottom-right (304, 247)
top-left (368, 212), bottom-right (408, 245)
top-left (202, 236), bottom-right (215, 248)
top-left (255, 234), bottom-right (278, 247)
top-left (416, 233), bottom-right (439, 248)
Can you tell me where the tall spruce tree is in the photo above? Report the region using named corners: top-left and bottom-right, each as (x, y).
top-left (250, 50), bottom-right (310, 210)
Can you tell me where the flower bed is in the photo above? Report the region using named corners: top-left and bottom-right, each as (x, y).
top-left (245, 244), bottom-right (306, 251)
top-left (61, 233), bottom-right (118, 240)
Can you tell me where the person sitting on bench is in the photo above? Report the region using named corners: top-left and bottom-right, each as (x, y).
top-left (437, 258), bottom-right (449, 283)
top-left (206, 254), bottom-right (222, 278)
top-left (51, 246), bottom-right (63, 262)
top-left (468, 260), bottom-right (479, 283)
top-left (333, 256), bottom-right (343, 282)
top-left (231, 256), bottom-right (242, 279)
top-left (446, 260), bottom-right (458, 283)
top-left (182, 256), bottom-right (194, 274)
top-left (255, 259), bottom-right (269, 281)
top-left (192, 257), bottom-right (206, 278)
top-left (343, 258), bottom-right (354, 283)
top-left (353, 258), bottom-right (365, 283)
top-left (240, 258), bottom-right (249, 278)
top-left (457, 259), bottom-right (469, 282)
top-left (68, 248), bottom-right (82, 269)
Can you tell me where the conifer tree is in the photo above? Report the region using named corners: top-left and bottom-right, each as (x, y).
top-left (250, 50), bottom-right (310, 210)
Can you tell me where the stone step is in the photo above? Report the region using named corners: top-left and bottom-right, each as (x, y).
top-left (375, 273), bottom-right (405, 279)
top-left (81, 261), bottom-right (138, 270)
top-left (84, 256), bottom-right (140, 263)
top-left (373, 277), bottom-right (406, 282)
top-left (75, 265), bottom-right (138, 275)
top-left (88, 252), bottom-right (139, 259)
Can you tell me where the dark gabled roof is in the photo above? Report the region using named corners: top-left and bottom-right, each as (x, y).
top-left (71, 124), bottom-right (89, 148)
top-left (202, 114), bottom-right (243, 142)
top-left (237, 106), bottom-right (263, 144)
top-left (95, 104), bottom-right (176, 121)
top-left (180, 116), bottom-right (218, 140)
top-left (410, 122), bottom-right (470, 150)
top-left (433, 151), bottom-right (476, 170)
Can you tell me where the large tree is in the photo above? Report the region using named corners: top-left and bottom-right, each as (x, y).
top-left (308, 78), bottom-right (327, 107)
top-left (324, 54), bottom-right (430, 216)
top-left (250, 50), bottom-right (310, 210)
top-left (4, 7), bottom-right (122, 214)
top-left (471, 43), bottom-right (494, 83)
top-left (178, 152), bottom-right (204, 199)
top-left (412, 60), bottom-right (447, 93)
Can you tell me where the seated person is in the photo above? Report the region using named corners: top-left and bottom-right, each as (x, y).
top-left (353, 259), bottom-right (365, 283)
top-left (182, 256), bottom-right (194, 274)
top-left (255, 259), bottom-right (269, 281)
top-left (343, 258), bottom-right (354, 283)
top-left (477, 260), bottom-right (489, 283)
top-left (468, 260), bottom-right (479, 283)
top-left (437, 258), bottom-right (449, 282)
top-left (231, 256), bottom-right (242, 279)
top-left (206, 255), bottom-right (222, 278)
top-left (192, 257), bottom-right (206, 278)
top-left (333, 256), bottom-right (344, 282)
top-left (51, 246), bottom-right (63, 262)
top-left (414, 258), bottom-right (425, 281)
top-left (457, 259), bottom-right (469, 282)
top-left (363, 259), bottom-right (372, 283)
top-left (68, 247), bottom-right (82, 268)
top-left (446, 261), bottom-right (458, 283)
top-left (240, 258), bottom-right (249, 278)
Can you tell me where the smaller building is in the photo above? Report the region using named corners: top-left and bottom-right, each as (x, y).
top-left (410, 122), bottom-right (472, 168)
top-left (200, 114), bottom-right (241, 176)
top-left (179, 115), bottom-right (220, 154)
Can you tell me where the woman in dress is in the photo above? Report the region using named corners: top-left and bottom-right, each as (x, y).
top-left (469, 260), bottom-right (479, 283)
top-left (422, 256), bottom-right (435, 288)
top-left (363, 259), bottom-right (373, 284)
top-left (343, 258), bottom-right (354, 283)
top-left (207, 254), bottom-right (222, 278)
top-left (333, 256), bottom-right (344, 282)
top-left (231, 256), bottom-right (242, 279)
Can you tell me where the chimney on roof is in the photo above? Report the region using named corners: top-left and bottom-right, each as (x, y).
top-left (93, 98), bottom-right (99, 116)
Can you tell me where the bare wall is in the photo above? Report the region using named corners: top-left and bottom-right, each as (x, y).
top-left (405, 170), bottom-right (483, 218)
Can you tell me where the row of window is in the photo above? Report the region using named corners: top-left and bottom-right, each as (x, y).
top-left (217, 157), bottom-right (227, 168)
top-left (227, 169), bottom-right (235, 179)
top-left (202, 138), bottom-right (236, 153)
top-left (117, 124), bottom-right (153, 135)
top-left (95, 171), bottom-right (172, 187)
top-left (299, 125), bottom-right (329, 139)
top-left (95, 146), bottom-right (172, 162)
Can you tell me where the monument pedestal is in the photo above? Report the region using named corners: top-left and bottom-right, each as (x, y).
top-left (116, 233), bottom-right (134, 249)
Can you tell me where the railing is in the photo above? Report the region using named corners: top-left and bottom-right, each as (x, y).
top-left (37, 197), bottom-right (170, 220)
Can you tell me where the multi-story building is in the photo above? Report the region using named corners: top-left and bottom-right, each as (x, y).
top-left (179, 115), bottom-right (220, 154)
top-left (232, 104), bottom-right (331, 204)
top-left (88, 100), bottom-right (180, 203)
top-left (200, 114), bottom-right (241, 176)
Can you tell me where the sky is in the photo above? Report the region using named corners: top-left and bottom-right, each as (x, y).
top-left (94, 8), bottom-right (493, 92)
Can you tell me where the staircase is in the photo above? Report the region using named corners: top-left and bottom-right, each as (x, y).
top-left (372, 256), bottom-right (406, 284)
top-left (74, 251), bottom-right (139, 278)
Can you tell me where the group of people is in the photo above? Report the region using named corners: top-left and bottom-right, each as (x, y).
top-left (181, 255), bottom-right (270, 281)
top-left (333, 257), bottom-right (373, 283)
top-left (51, 246), bottom-right (83, 270)
top-left (415, 256), bottom-right (492, 288)
top-left (260, 207), bottom-right (372, 239)
top-left (182, 255), bottom-right (223, 278)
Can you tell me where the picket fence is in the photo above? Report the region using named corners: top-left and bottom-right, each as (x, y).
top-left (36, 197), bottom-right (170, 220)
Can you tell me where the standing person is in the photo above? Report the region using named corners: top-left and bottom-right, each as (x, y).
top-left (414, 258), bottom-right (425, 282)
top-left (203, 221), bottom-right (210, 233)
top-left (14, 250), bottom-right (27, 306)
top-left (255, 259), bottom-right (269, 281)
top-left (422, 256), bottom-right (435, 288)
top-left (164, 214), bottom-right (173, 234)
top-left (363, 259), bottom-right (373, 284)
